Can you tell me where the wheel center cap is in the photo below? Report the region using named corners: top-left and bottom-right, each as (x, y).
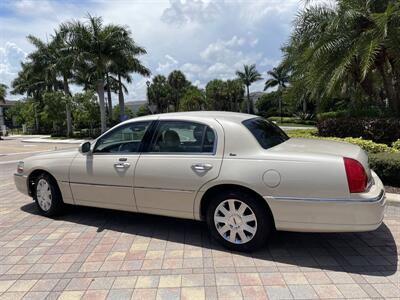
top-left (228, 214), bottom-right (242, 228)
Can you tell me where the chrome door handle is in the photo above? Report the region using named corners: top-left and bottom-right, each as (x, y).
top-left (114, 162), bottom-right (131, 169)
top-left (192, 163), bottom-right (213, 171)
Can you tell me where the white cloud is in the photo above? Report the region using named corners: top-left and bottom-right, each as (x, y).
top-left (12, 0), bottom-right (55, 15)
top-left (156, 54), bottom-right (179, 74)
top-left (161, 0), bottom-right (221, 26)
top-left (0, 0), bottom-right (300, 101)
top-left (0, 42), bottom-right (27, 96)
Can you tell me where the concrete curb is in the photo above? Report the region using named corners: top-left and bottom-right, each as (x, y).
top-left (386, 192), bottom-right (400, 205)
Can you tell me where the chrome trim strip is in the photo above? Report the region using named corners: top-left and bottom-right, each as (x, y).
top-left (272, 190), bottom-right (384, 203)
top-left (135, 186), bottom-right (195, 193)
top-left (68, 182), bottom-right (195, 193)
top-left (69, 182), bottom-right (131, 188)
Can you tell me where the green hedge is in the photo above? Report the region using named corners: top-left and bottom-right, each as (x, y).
top-left (317, 118), bottom-right (400, 145)
top-left (393, 139), bottom-right (400, 151)
top-left (286, 129), bottom-right (400, 186)
top-left (286, 129), bottom-right (397, 154)
top-left (369, 153), bottom-right (400, 187)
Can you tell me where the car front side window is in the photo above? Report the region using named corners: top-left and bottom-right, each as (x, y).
top-left (149, 121), bottom-right (216, 154)
top-left (94, 121), bottom-right (150, 153)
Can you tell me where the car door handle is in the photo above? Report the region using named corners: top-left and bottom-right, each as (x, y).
top-left (191, 163), bottom-right (213, 171)
top-left (114, 162), bottom-right (131, 169)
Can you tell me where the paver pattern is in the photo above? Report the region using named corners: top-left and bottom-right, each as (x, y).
top-left (0, 139), bottom-right (399, 299)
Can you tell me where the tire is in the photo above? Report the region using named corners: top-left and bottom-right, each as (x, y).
top-left (206, 190), bottom-right (272, 251)
top-left (33, 173), bottom-right (64, 217)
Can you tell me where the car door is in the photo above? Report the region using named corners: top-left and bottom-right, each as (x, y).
top-left (134, 118), bottom-right (224, 218)
top-left (69, 121), bottom-right (152, 211)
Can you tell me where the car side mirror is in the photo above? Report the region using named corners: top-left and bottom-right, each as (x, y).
top-left (79, 141), bottom-right (92, 154)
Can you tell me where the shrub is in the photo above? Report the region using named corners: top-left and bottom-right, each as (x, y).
top-left (369, 153), bottom-right (400, 187)
top-left (286, 130), bottom-right (397, 153)
top-left (393, 139), bottom-right (400, 151)
top-left (317, 110), bottom-right (348, 120)
top-left (317, 118), bottom-right (400, 145)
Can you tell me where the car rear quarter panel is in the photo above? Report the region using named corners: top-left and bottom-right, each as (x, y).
top-left (194, 118), bottom-right (350, 220)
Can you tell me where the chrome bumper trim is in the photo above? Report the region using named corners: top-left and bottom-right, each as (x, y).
top-left (272, 190), bottom-right (385, 204)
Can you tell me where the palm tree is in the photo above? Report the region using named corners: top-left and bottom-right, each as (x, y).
top-left (51, 27), bottom-right (76, 137)
top-left (282, 0), bottom-right (400, 115)
top-left (226, 79), bottom-right (244, 112)
top-left (67, 15), bottom-right (150, 131)
top-left (66, 16), bottom-right (120, 132)
top-left (180, 86), bottom-right (207, 111)
top-left (264, 66), bottom-right (289, 123)
top-left (110, 52), bottom-right (150, 121)
top-left (17, 33), bottom-right (74, 136)
top-left (147, 75), bottom-right (172, 113)
top-left (11, 61), bottom-right (56, 132)
top-left (236, 64), bottom-right (262, 114)
top-left (168, 70), bottom-right (189, 112)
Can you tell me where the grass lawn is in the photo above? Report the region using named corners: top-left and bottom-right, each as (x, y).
top-left (276, 123), bottom-right (315, 128)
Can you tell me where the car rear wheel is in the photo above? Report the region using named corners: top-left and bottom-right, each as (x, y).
top-left (206, 190), bottom-right (272, 251)
top-left (34, 174), bottom-right (64, 216)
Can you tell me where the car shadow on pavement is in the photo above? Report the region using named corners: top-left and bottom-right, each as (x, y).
top-left (21, 202), bottom-right (398, 276)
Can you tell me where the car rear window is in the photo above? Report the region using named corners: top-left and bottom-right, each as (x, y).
top-left (242, 117), bottom-right (289, 149)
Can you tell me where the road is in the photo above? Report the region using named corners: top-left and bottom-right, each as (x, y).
top-left (0, 136), bottom-right (76, 163)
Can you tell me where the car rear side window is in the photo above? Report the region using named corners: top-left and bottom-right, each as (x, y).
top-left (149, 121), bottom-right (216, 154)
top-left (242, 117), bottom-right (289, 149)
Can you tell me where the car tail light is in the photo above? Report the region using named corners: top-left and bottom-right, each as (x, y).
top-left (343, 157), bottom-right (367, 193)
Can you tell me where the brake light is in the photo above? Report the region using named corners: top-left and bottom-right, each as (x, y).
top-left (343, 157), bottom-right (367, 193)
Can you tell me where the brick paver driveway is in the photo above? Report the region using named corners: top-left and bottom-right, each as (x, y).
top-left (0, 147), bottom-right (399, 299)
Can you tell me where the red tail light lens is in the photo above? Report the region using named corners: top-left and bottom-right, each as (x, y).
top-left (343, 157), bottom-right (367, 193)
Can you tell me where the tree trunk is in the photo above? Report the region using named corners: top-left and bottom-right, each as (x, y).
top-left (246, 85), bottom-right (251, 114)
top-left (34, 102), bottom-right (39, 133)
top-left (106, 73), bottom-right (113, 122)
top-left (377, 63), bottom-right (399, 115)
top-left (118, 74), bottom-right (125, 121)
top-left (63, 75), bottom-right (72, 137)
top-left (303, 98), bottom-right (307, 113)
top-left (97, 80), bottom-right (107, 133)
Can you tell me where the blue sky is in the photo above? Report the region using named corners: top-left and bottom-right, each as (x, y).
top-left (0, 0), bottom-right (307, 102)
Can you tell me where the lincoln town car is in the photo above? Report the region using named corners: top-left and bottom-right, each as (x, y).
top-left (14, 112), bottom-right (386, 251)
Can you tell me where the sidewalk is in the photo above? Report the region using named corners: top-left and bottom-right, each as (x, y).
top-left (21, 137), bottom-right (89, 144)
top-left (386, 192), bottom-right (400, 205)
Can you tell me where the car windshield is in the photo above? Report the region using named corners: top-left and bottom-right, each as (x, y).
top-left (242, 117), bottom-right (289, 149)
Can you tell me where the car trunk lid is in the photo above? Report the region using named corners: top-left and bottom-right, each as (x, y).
top-left (269, 138), bottom-right (371, 180)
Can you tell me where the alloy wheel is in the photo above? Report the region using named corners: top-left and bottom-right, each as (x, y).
top-left (36, 178), bottom-right (52, 211)
top-left (214, 199), bottom-right (257, 244)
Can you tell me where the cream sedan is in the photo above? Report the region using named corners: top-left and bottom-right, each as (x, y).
top-left (14, 112), bottom-right (386, 251)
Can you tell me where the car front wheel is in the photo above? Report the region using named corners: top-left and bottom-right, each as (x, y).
top-left (206, 190), bottom-right (272, 251)
top-left (34, 174), bottom-right (64, 216)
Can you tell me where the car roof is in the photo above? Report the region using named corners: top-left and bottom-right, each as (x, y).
top-left (121, 111), bottom-right (256, 125)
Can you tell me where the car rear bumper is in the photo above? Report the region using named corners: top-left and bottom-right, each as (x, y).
top-left (14, 173), bottom-right (29, 196)
top-left (266, 171), bottom-right (386, 233)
